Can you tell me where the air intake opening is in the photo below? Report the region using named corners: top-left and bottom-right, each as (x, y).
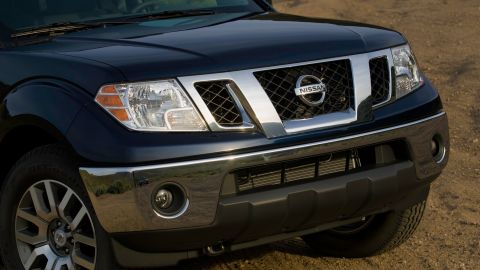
top-left (233, 141), bottom-right (409, 194)
top-left (369, 56), bottom-right (391, 106)
top-left (194, 80), bottom-right (244, 127)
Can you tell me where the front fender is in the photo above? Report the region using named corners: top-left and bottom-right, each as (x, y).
top-left (0, 79), bottom-right (92, 141)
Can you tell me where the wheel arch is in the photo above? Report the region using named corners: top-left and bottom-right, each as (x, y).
top-left (0, 120), bottom-right (71, 185)
top-left (0, 78), bottom-right (90, 188)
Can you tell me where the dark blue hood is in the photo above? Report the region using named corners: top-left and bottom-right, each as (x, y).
top-left (7, 12), bottom-right (406, 94)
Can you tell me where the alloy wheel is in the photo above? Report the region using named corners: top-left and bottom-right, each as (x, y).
top-left (15, 180), bottom-right (97, 270)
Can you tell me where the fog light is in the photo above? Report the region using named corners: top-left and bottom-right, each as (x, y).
top-left (154, 189), bottom-right (174, 209)
top-left (431, 135), bottom-right (446, 163)
top-left (431, 139), bottom-right (440, 157)
top-left (151, 183), bottom-right (188, 218)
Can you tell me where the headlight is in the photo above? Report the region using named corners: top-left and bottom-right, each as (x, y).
top-left (392, 45), bottom-right (424, 99)
top-left (95, 79), bottom-right (208, 131)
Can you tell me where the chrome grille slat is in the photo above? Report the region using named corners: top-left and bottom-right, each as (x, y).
top-left (236, 152), bottom-right (351, 193)
top-left (285, 164), bottom-right (315, 182)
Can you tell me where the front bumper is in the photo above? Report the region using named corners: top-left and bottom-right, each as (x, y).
top-left (79, 111), bottom-right (448, 267)
top-left (80, 111), bottom-right (448, 232)
top-left (111, 162), bottom-right (431, 268)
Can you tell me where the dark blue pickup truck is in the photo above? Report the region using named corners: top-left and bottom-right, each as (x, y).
top-left (0, 0), bottom-right (449, 269)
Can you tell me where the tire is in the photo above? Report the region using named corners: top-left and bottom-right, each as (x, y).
top-left (0, 144), bottom-right (117, 270)
top-left (302, 200), bottom-right (427, 258)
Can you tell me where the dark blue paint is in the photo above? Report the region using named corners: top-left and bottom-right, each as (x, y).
top-left (0, 79), bottom-right (91, 142)
top-left (0, 13), bottom-right (405, 96)
top-left (0, 11), bottom-right (439, 166)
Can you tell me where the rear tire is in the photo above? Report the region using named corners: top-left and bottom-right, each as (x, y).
top-left (0, 144), bottom-right (117, 270)
top-left (302, 200), bottom-right (427, 258)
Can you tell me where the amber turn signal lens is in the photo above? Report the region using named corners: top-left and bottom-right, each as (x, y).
top-left (108, 108), bottom-right (130, 122)
top-left (95, 85), bottom-right (131, 122)
top-left (99, 85), bottom-right (117, 94)
top-left (95, 95), bottom-right (124, 107)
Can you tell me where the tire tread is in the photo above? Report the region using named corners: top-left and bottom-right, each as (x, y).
top-left (302, 200), bottom-right (427, 258)
top-left (377, 201), bottom-right (426, 253)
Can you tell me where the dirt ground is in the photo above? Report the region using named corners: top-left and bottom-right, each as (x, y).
top-left (168, 1), bottom-right (480, 269)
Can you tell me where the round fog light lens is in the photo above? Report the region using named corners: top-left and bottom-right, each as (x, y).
top-left (151, 183), bottom-right (188, 218)
top-left (431, 139), bottom-right (440, 157)
top-left (431, 134), bottom-right (446, 163)
top-left (154, 189), bottom-right (174, 209)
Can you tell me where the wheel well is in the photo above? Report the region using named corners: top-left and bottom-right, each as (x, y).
top-left (0, 126), bottom-right (60, 185)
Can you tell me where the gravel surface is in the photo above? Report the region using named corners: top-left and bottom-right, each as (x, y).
top-left (167, 1), bottom-right (480, 269)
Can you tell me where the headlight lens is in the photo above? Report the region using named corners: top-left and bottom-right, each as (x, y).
top-left (95, 79), bottom-right (208, 131)
top-left (392, 45), bottom-right (424, 99)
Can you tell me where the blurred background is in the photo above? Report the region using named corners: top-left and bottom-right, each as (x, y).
top-left (170, 0), bottom-right (480, 269)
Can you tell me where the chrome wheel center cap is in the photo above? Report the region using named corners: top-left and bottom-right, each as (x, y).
top-left (53, 230), bottom-right (67, 247)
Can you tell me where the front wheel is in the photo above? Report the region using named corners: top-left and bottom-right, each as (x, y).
top-left (0, 145), bottom-right (116, 270)
top-left (302, 200), bottom-right (427, 258)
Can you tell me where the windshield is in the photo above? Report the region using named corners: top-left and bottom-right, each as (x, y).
top-left (0, 0), bottom-right (264, 32)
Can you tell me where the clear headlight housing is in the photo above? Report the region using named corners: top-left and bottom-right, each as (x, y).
top-left (392, 45), bottom-right (424, 99)
top-left (95, 79), bottom-right (208, 131)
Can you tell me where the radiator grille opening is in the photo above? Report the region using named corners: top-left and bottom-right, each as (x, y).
top-left (236, 152), bottom-right (354, 193)
top-left (369, 57), bottom-right (391, 106)
top-left (194, 81), bottom-right (243, 126)
top-left (234, 141), bottom-right (409, 194)
top-left (254, 59), bottom-right (354, 121)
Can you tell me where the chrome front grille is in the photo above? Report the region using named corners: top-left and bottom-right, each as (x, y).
top-left (254, 59), bottom-right (354, 121)
top-left (194, 81), bottom-right (243, 126)
top-left (369, 57), bottom-right (391, 106)
top-left (179, 48), bottom-right (394, 137)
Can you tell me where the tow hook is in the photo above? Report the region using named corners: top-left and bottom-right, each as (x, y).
top-left (204, 242), bottom-right (226, 256)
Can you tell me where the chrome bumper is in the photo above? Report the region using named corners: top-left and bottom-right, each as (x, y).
top-left (79, 112), bottom-right (449, 233)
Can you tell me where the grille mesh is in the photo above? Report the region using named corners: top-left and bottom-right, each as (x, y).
top-left (254, 60), bottom-right (354, 121)
top-left (369, 57), bottom-right (391, 106)
top-left (194, 81), bottom-right (243, 126)
top-left (236, 152), bottom-right (353, 193)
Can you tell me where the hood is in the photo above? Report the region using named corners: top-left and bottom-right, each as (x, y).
top-left (15, 12), bottom-right (406, 93)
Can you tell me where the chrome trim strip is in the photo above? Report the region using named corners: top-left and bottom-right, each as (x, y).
top-left (225, 83), bottom-right (255, 129)
top-left (230, 70), bottom-right (287, 137)
top-left (283, 109), bottom-right (355, 134)
top-left (435, 145), bottom-right (447, 164)
top-left (179, 49), bottom-right (393, 137)
top-left (81, 112), bottom-right (445, 174)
